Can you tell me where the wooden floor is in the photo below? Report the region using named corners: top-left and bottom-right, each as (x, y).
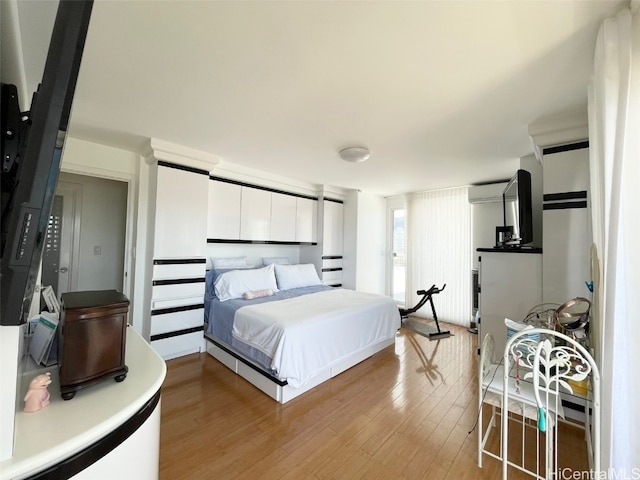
top-left (159, 323), bottom-right (589, 479)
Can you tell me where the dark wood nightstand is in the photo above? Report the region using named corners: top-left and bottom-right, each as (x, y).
top-left (59, 290), bottom-right (129, 400)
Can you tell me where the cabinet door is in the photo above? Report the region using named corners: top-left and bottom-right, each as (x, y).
top-left (208, 180), bottom-right (241, 240)
top-left (543, 208), bottom-right (589, 303)
top-left (155, 166), bottom-right (208, 258)
top-left (543, 149), bottom-right (589, 194)
top-left (323, 200), bottom-right (343, 256)
top-left (296, 198), bottom-right (317, 243)
top-left (240, 187), bottom-right (271, 241)
top-left (270, 192), bottom-right (296, 241)
top-left (479, 252), bottom-right (542, 356)
top-left (542, 148), bottom-right (590, 304)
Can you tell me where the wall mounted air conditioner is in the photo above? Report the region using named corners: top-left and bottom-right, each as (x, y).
top-left (467, 182), bottom-right (508, 204)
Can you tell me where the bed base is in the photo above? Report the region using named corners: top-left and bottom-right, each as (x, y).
top-left (204, 334), bottom-right (396, 404)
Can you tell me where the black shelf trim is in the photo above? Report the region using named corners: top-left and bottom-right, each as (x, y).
top-left (152, 277), bottom-right (205, 286)
top-left (477, 247), bottom-right (543, 254)
top-left (543, 191), bottom-right (587, 202)
top-left (158, 160), bottom-right (209, 176)
top-left (562, 399), bottom-right (586, 414)
top-left (150, 326), bottom-right (203, 341)
top-left (542, 141), bottom-right (589, 155)
top-left (153, 258), bottom-right (206, 265)
top-left (543, 201), bottom-right (588, 211)
top-left (207, 238), bottom-right (316, 246)
top-left (151, 303), bottom-right (204, 316)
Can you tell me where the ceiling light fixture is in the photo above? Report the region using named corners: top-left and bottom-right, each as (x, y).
top-left (339, 146), bottom-right (370, 163)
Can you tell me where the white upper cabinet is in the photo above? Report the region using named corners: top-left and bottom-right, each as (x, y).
top-left (543, 149), bottom-right (590, 194)
top-left (270, 192), bottom-right (297, 242)
top-left (240, 186), bottom-right (271, 241)
top-left (154, 165), bottom-right (208, 258)
top-left (208, 178), bottom-right (318, 243)
top-left (296, 197), bottom-right (317, 243)
top-left (208, 180), bottom-right (241, 240)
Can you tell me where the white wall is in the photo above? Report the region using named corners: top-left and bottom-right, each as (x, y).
top-left (0, 325), bottom-right (21, 461)
top-left (343, 191), bottom-right (386, 294)
top-left (62, 137), bottom-right (138, 178)
top-left (471, 201), bottom-right (503, 267)
top-left (468, 181), bottom-right (507, 269)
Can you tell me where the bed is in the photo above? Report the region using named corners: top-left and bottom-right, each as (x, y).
top-left (203, 261), bottom-right (401, 403)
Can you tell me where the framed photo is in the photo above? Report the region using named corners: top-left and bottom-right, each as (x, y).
top-left (42, 285), bottom-right (60, 315)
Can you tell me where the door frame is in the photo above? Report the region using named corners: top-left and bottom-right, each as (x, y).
top-left (386, 195), bottom-right (407, 306)
top-left (60, 165), bottom-right (136, 309)
top-left (55, 181), bottom-right (83, 295)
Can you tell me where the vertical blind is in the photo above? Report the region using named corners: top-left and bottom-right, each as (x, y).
top-left (406, 186), bottom-right (471, 327)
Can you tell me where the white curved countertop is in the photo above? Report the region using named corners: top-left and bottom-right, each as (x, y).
top-left (0, 327), bottom-right (166, 480)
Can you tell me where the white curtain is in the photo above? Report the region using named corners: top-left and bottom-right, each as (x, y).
top-left (406, 186), bottom-right (471, 326)
top-left (588, 6), bottom-right (640, 471)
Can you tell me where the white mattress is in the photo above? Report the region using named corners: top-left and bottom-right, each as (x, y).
top-left (232, 288), bottom-right (401, 388)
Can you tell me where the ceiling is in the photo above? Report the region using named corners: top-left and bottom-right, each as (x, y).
top-left (57, 1), bottom-right (626, 195)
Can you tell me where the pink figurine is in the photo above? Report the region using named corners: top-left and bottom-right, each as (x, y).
top-left (24, 372), bottom-right (52, 413)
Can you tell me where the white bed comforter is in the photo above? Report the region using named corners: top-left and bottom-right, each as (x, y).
top-left (232, 288), bottom-right (400, 388)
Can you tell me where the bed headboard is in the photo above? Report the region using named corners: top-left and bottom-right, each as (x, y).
top-left (205, 244), bottom-right (302, 270)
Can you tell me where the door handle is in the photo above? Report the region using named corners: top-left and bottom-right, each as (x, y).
top-left (57, 267), bottom-right (69, 273)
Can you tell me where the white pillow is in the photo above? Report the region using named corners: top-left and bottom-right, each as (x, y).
top-left (275, 263), bottom-right (323, 290)
top-left (262, 256), bottom-right (290, 266)
top-left (211, 256), bottom-right (247, 269)
top-left (215, 264), bottom-right (279, 302)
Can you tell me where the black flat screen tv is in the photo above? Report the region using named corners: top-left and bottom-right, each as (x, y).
top-left (1, 1), bottom-right (93, 326)
top-left (502, 169), bottom-right (533, 246)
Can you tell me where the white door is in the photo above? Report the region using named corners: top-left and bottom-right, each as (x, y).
top-left (41, 182), bottom-right (82, 299)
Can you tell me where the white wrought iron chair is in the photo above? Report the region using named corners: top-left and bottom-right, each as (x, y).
top-left (477, 333), bottom-right (549, 470)
top-left (501, 328), bottom-right (600, 479)
top-left (478, 333), bottom-right (501, 467)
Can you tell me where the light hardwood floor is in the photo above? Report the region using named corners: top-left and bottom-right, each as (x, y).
top-left (159, 323), bottom-right (589, 479)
